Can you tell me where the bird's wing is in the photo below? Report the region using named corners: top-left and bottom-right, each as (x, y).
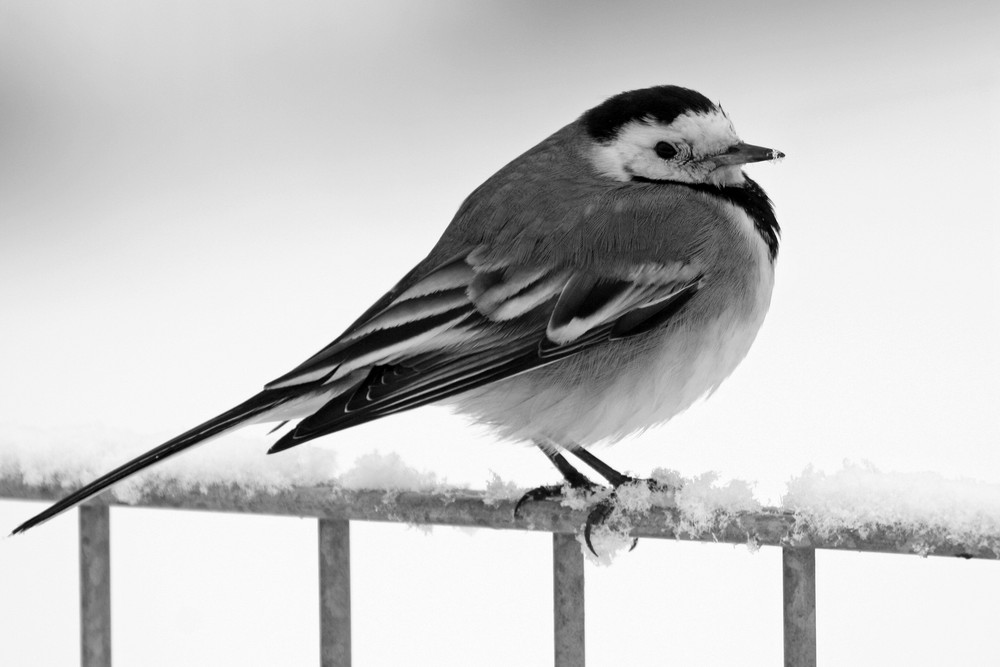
top-left (267, 248), bottom-right (703, 452)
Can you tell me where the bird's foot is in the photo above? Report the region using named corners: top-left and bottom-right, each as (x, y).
top-left (513, 481), bottom-right (603, 519)
top-left (583, 477), bottom-right (676, 557)
top-left (583, 496), bottom-right (639, 557)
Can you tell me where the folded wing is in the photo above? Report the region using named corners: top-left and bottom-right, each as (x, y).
top-left (267, 250), bottom-right (703, 452)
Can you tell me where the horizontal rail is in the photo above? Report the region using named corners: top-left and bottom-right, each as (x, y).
top-left (3, 477), bottom-right (997, 560)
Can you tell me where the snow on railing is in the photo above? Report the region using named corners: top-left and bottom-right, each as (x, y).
top-left (2, 444), bottom-right (999, 667)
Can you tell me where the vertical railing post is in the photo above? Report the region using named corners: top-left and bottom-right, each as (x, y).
top-left (783, 547), bottom-right (817, 667)
top-left (79, 503), bottom-right (112, 667)
top-left (319, 519), bottom-right (351, 667)
top-left (552, 533), bottom-right (585, 667)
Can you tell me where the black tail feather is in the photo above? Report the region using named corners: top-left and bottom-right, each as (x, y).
top-left (10, 391), bottom-right (286, 535)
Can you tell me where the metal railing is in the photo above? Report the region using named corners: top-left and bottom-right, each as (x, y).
top-left (2, 475), bottom-right (996, 667)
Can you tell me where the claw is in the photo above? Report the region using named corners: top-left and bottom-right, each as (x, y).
top-left (513, 484), bottom-right (567, 518)
top-left (583, 498), bottom-right (617, 556)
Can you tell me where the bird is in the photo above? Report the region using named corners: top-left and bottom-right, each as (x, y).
top-left (12, 84), bottom-right (783, 539)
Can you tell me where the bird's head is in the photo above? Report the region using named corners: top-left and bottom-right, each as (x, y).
top-left (581, 85), bottom-right (783, 188)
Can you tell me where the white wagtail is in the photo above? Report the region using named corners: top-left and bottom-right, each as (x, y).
top-left (13, 85), bottom-right (783, 536)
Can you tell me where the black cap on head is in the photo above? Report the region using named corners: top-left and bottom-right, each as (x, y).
top-left (582, 85), bottom-right (717, 143)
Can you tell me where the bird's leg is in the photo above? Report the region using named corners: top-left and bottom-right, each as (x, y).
top-left (513, 442), bottom-right (602, 518)
top-left (566, 447), bottom-right (632, 486)
top-left (544, 447), bottom-right (599, 488)
top-left (567, 446), bottom-right (675, 555)
top-left (570, 445), bottom-right (674, 494)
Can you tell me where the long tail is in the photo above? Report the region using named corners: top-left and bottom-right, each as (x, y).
top-left (11, 391), bottom-right (290, 535)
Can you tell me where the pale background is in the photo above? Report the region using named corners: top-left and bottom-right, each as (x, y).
top-left (2, 1), bottom-right (999, 665)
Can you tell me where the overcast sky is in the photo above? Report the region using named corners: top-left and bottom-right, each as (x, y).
top-left (2, 1), bottom-right (999, 665)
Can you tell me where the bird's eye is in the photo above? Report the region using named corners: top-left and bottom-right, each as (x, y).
top-left (654, 141), bottom-right (678, 160)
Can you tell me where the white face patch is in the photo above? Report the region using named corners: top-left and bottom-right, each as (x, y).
top-left (588, 109), bottom-right (745, 186)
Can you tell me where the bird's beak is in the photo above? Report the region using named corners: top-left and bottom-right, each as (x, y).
top-left (709, 142), bottom-right (785, 166)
